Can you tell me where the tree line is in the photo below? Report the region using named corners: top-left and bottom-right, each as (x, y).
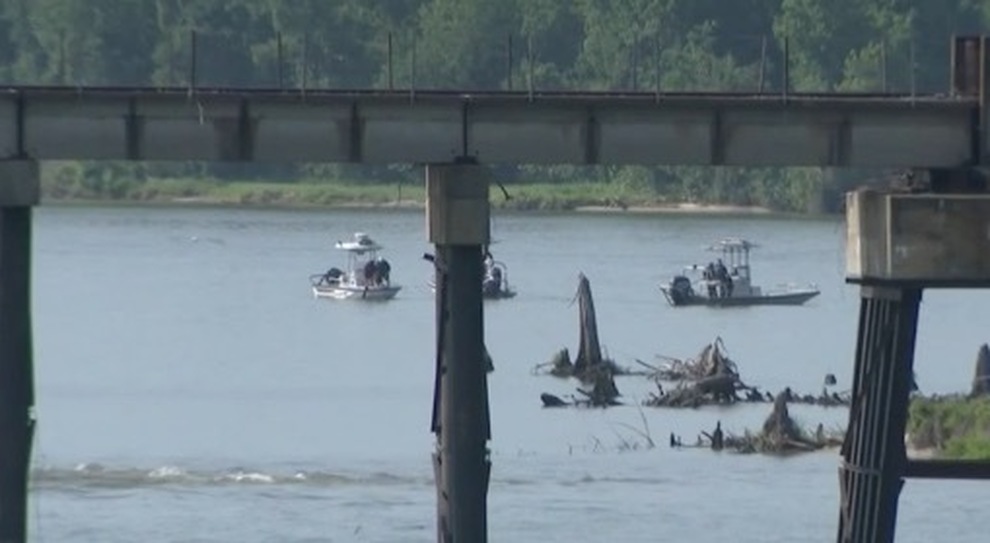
top-left (2, 0), bottom-right (987, 212)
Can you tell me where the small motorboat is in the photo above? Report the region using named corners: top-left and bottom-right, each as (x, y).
top-left (309, 232), bottom-right (401, 300)
top-left (659, 238), bottom-right (819, 307)
top-left (425, 252), bottom-right (517, 300)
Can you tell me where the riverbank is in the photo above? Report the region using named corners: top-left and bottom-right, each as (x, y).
top-left (41, 177), bottom-right (780, 215)
top-left (906, 395), bottom-right (990, 460)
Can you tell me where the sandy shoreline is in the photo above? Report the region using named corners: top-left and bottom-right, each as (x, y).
top-left (573, 203), bottom-right (773, 214)
top-left (44, 197), bottom-right (777, 215)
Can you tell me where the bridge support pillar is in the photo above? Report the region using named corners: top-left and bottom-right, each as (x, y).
top-left (839, 183), bottom-right (990, 542)
top-left (0, 160), bottom-right (38, 543)
top-left (427, 162), bottom-right (491, 543)
top-left (837, 286), bottom-right (920, 543)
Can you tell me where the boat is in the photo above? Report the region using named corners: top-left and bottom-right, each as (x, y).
top-left (659, 238), bottom-right (819, 307)
top-left (425, 253), bottom-right (517, 300)
top-left (309, 233), bottom-right (401, 300)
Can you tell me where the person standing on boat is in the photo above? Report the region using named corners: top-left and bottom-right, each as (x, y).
top-left (483, 250), bottom-right (494, 274)
top-left (377, 257), bottom-right (391, 286)
top-left (715, 259), bottom-right (729, 298)
top-left (704, 262), bottom-right (717, 298)
top-left (363, 258), bottom-right (377, 286)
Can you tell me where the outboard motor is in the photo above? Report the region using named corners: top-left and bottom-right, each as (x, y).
top-left (322, 267), bottom-right (344, 285)
top-left (668, 275), bottom-right (694, 305)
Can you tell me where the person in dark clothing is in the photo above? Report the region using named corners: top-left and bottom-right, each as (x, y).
top-left (377, 258), bottom-right (391, 286)
top-left (715, 259), bottom-right (729, 298)
top-left (704, 262), bottom-right (717, 298)
top-left (363, 259), bottom-right (377, 285)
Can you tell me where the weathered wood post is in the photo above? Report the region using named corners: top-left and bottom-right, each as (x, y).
top-left (839, 181), bottom-right (990, 542)
top-left (0, 160), bottom-right (39, 543)
top-left (427, 161), bottom-right (491, 543)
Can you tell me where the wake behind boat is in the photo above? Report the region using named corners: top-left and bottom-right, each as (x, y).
top-left (659, 238), bottom-right (819, 307)
top-left (309, 233), bottom-right (401, 300)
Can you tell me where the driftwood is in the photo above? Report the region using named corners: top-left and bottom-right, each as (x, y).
top-left (642, 338), bottom-right (851, 409)
top-left (647, 381), bottom-right (851, 409)
top-left (647, 337), bottom-right (739, 381)
top-left (643, 338), bottom-right (759, 408)
top-left (681, 394), bottom-right (845, 455)
top-left (971, 343), bottom-right (990, 397)
top-left (537, 274), bottom-right (622, 407)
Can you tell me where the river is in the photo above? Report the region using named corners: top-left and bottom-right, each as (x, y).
top-left (27, 204), bottom-right (990, 542)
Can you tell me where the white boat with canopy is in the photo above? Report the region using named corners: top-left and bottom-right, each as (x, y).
top-left (309, 233), bottom-right (401, 300)
top-left (659, 238), bottom-right (819, 307)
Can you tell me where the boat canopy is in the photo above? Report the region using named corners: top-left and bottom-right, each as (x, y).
top-left (335, 232), bottom-right (383, 253)
top-left (706, 238), bottom-right (757, 252)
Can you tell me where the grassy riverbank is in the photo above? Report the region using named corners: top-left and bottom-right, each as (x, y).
top-left (907, 396), bottom-right (990, 460)
top-left (41, 176), bottom-right (776, 214)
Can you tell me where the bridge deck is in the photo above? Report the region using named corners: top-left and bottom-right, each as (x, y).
top-left (0, 86), bottom-right (977, 167)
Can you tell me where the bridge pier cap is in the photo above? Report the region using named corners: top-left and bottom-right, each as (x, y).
top-left (0, 161), bottom-right (39, 207)
top-left (426, 164), bottom-right (490, 246)
top-left (846, 188), bottom-right (990, 287)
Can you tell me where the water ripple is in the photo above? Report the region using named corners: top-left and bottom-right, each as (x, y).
top-left (31, 463), bottom-right (432, 491)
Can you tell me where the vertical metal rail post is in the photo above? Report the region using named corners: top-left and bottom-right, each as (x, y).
top-left (387, 33), bottom-right (394, 90)
top-left (631, 40), bottom-right (639, 91)
top-left (428, 163), bottom-right (491, 543)
top-left (506, 34), bottom-right (513, 91)
top-left (301, 33), bottom-right (309, 96)
top-left (58, 32), bottom-right (67, 85)
top-left (276, 32), bottom-right (284, 90)
top-left (189, 30), bottom-right (198, 93)
top-left (0, 161), bottom-right (39, 543)
top-left (411, 36), bottom-right (417, 102)
top-left (526, 36), bottom-right (534, 101)
top-left (782, 36), bottom-right (790, 99)
top-left (758, 35), bottom-right (767, 93)
top-left (836, 286), bottom-right (921, 543)
top-left (908, 38), bottom-right (918, 102)
top-left (654, 34), bottom-right (661, 102)
top-left (880, 40), bottom-right (888, 92)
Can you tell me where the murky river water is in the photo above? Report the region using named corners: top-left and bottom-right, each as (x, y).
top-left (27, 204), bottom-right (990, 541)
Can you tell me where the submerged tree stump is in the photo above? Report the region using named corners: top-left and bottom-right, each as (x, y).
top-left (971, 343), bottom-right (990, 397)
top-left (538, 274), bottom-right (621, 407)
top-left (574, 273), bottom-right (603, 377)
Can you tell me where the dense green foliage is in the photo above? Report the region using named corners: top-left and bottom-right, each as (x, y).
top-left (908, 395), bottom-right (990, 460)
top-left (4, 1), bottom-right (988, 211)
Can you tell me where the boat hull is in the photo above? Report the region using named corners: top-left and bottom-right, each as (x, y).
top-left (426, 280), bottom-right (517, 300)
top-left (660, 287), bottom-right (819, 307)
top-left (313, 284), bottom-right (401, 300)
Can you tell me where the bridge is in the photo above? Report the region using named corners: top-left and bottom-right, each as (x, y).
top-left (3, 35), bottom-right (990, 543)
top-left (0, 87), bottom-right (978, 167)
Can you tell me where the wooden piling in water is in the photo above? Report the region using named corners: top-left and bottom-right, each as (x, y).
top-left (427, 162), bottom-right (491, 543)
top-left (971, 343), bottom-right (990, 397)
top-left (0, 161), bottom-right (38, 543)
